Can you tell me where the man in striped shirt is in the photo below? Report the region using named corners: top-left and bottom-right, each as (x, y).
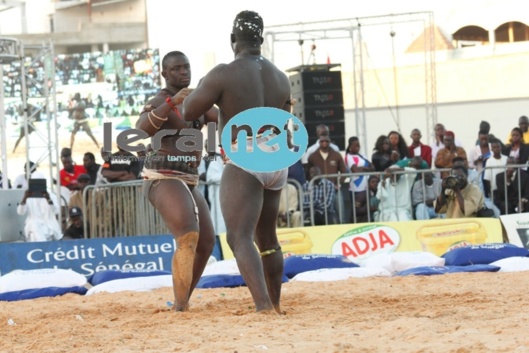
top-left (303, 166), bottom-right (337, 225)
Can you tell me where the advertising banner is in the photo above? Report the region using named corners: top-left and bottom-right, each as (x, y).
top-left (0, 235), bottom-right (175, 277)
top-left (500, 214), bottom-right (529, 249)
top-left (219, 218), bottom-right (503, 263)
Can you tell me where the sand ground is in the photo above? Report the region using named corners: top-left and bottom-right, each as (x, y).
top-left (2, 272), bottom-right (529, 353)
top-left (4, 120), bottom-right (529, 353)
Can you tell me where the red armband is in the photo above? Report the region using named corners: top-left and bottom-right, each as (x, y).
top-left (166, 97), bottom-right (177, 112)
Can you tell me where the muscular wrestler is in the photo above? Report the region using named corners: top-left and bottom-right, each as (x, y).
top-left (183, 11), bottom-right (292, 314)
top-left (69, 93), bottom-right (100, 150)
top-left (12, 103), bottom-right (37, 153)
top-left (136, 51), bottom-right (218, 312)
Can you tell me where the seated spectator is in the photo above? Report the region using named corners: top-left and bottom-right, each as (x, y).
top-left (17, 190), bottom-right (63, 242)
top-left (374, 165), bottom-right (416, 222)
top-left (63, 206), bottom-right (90, 240)
top-left (396, 156), bottom-right (429, 182)
top-left (303, 166), bottom-right (337, 225)
top-left (372, 135), bottom-right (396, 172)
top-left (353, 175), bottom-right (380, 223)
top-left (412, 172), bottom-right (442, 220)
top-left (388, 130), bottom-right (410, 160)
top-left (83, 152), bottom-right (101, 185)
top-left (483, 139), bottom-right (508, 200)
top-left (288, 159), bottom-right (306, 187)
top-left (453, 156), bottom-right (499, 217)
top-left (95, 147), bottom-right (112, 185)
top-left (469, 130), bottom-right (491, 173)
top-left (69, 173), bottom-right (91, 214)
top-left (301, 124), bottom-right (340, 165)
top-left (277, 183), bottom-right (301, 228)
top-left (478, 120), bottom-right (505, 151)
top-left (435, 165), bottom-right (484, 218)
top-left (434, 131), bottom-right (467, 179)
top-left (308, 134), bottom-right (347, 223)
top-left (13, 161), bottom-right (45, 189)
top-left (502, 127), bottom-right (529, 166)
top-left (101, 148), bottom-right (141, 182)
top-left (453, 156), bottom-right (481, 190)
top-left (60, 148), bottom-right (87, 192)
top-left (345, 136), bottom-right (374, 218)
top-left (430, 123), bottom-right (463, 162)
top-left (505, 116), bottom-right (529, 146)
top-left (494, 157), bottom-right (529, 214)
top-left (408, 128), bottom-right (432, 167)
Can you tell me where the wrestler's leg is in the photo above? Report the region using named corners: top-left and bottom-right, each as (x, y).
top-left (70, 123), bottom-right (80, 150)
top-left (83, 123), bottom-right (100, 148)
top-left (254, 188), bottom-right (284, 314)
top-left (220, 164), bottom-right (273, 312)
top-left (147, 179), bottom-right (199, 311)
top-left (189, 188), bottom-right (215, 296)
top-left (12, 129), bottom-right (24, 153)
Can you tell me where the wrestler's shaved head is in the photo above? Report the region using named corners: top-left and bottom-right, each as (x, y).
top-left (162, 51), bottom-right (186, 70)
top-left (232, 10), bottom-right (263, 42)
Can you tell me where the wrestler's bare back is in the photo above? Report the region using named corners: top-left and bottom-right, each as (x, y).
top-left (213, 55), bottom-right (291, 138)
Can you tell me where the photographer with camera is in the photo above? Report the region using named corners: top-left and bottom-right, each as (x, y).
top-left (435, 165), bottom-right (484, 218)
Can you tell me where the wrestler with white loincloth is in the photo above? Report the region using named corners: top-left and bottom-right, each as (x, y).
top-left (183, 11), bottom-right (292, 314)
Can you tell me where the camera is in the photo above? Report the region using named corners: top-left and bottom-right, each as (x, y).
top-left (445, 175), bottom-right (460, 189)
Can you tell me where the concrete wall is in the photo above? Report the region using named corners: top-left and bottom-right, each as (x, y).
top-left (335, 48), bottom-right (529, 157)
top-left (0, 0), bottom-right (146, 50)
top-left (344, 97), bottom-right (529, 160)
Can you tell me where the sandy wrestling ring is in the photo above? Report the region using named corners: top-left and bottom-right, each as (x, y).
top-left (3, 127), bottom-right (529, 352)
top-left (2, 272), bottom-right (529, 353)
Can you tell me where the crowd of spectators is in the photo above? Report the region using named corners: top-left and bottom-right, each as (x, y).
top-left (294, 117), bottom-right (529, 226)
top-left (2, 48), bottom-right (161, 128)
top-left (6, 110), bottom-right (529, 241)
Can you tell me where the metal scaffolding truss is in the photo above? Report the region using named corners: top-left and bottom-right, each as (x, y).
top-left (0, 37), bottom-right (60, 202)
top-left (263, 12), bottom-right (438, 148)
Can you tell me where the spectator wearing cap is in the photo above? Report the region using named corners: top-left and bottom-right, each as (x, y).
top-left (434, 131), bottom-right (467, 179)
top-left (69, 173), bottom-right (91, 217)
top-left (63, 207), bottom-right (89, 239)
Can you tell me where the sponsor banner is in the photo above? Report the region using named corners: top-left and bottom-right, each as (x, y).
top-left (218, 218), bottom-right (503, 263)
top-left (500, 213), bottom-right (529, 249)
top-left (0, 235), bottom-right (176, 277)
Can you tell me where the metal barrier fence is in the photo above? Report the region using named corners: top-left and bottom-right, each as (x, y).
top-left (305, 163), bottom-right (529, 225)
top-left (80, 178), bottom-right (308, 238)
top-left (83, 180), bottom-right (169, 239)
top-left (78, 163), bottom-right (529, 237)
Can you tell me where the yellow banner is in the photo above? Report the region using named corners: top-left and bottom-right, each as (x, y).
top-left (218, 218), bottom-right (503, 263)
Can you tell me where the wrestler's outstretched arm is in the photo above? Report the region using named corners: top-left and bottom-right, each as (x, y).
top-left (182, 65), bottom-right (226, 121)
